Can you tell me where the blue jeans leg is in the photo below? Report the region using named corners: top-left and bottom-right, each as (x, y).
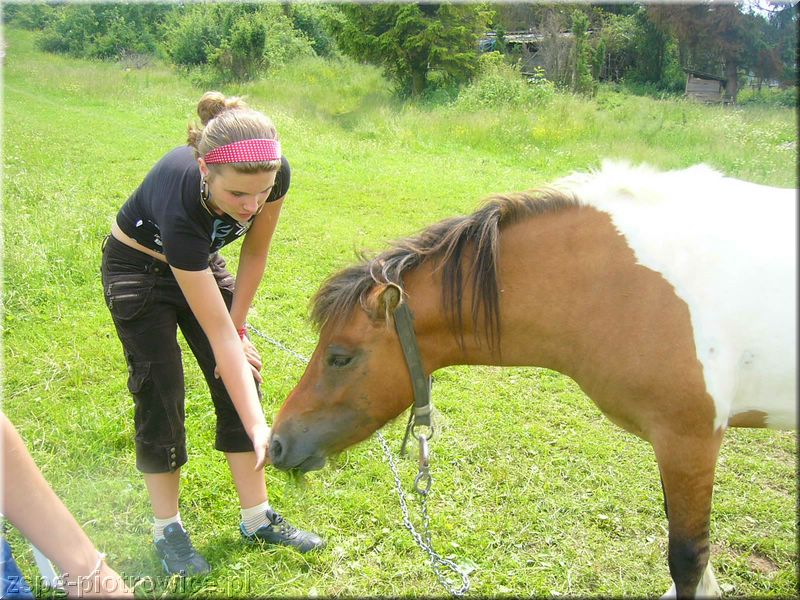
top-left (1, 537), bottom-right (35, 600)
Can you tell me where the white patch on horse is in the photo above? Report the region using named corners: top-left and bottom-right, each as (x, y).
top-left (557, 161), bottom-right (797, 431)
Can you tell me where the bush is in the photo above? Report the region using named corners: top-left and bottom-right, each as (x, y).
top-left (33, 4), bottom-right (170, 59)
top-left (455, 52), bottom-right (555, 110)
top-left (615, 79), bottom-right (682, 100)
top-left (2, 3), bottom-right (56, 30)
top-left (738, 86), bottom-right (798, 108)
top-left (208, 14), bottom-right (267, 81)
top-left (260, 7), bottom-right (315, 70)
top-left (163, 4), bottom-right (314, 82)
top-left (526, 66), bottom-right (558, 104)
top-left (161, 5), bottom-right (219, 67)
top-left (36, 5), bottom-right (99, 56)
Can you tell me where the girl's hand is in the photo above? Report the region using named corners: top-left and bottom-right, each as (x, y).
top-left (214, 335), bottom-right (263, 383)
top-left (250, 423), bottom-right (272, 470)
top-left (241, 335), bottom-right (263, 383)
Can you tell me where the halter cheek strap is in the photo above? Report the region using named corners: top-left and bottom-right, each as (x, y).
top-left (203, 139), bottom-right (281, 164)
top-left (394, 301), bottom-right (433, 430)
top-left (393, 295), bottom-right (434, 495)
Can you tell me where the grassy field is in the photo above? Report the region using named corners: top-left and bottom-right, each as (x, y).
top-left (3, 26), bottom-right (797, 598)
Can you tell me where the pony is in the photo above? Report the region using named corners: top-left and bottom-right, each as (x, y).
top-left (268, 161), bottom-right (797, 597)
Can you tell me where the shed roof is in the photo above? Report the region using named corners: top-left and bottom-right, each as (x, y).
top-left (683, 68), bottom-right (727, 84)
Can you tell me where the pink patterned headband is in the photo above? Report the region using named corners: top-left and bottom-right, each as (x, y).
top-left (203, 139), bottom-right (281, 164)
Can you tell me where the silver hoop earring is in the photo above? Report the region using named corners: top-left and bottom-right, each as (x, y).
top-left (199, 175), bottom-right (215, 216)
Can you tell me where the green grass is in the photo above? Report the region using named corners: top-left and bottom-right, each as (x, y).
top-left (3, 26), bottom-right (797, 598)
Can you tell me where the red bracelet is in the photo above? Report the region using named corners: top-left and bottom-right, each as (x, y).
top-left (237, 326), bottom-right (247, 340)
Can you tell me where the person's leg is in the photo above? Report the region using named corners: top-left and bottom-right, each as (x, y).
top-left (143, 471), bottom-right (181, 519)
top-left (101, 241), bottom-right (208, 575)
top-left (102, 239), bottom-right (189, 476)
top-left (180, 313), bottom-right (324, 551)
top-left (117, 299), bottom-right (209, 576)
top-left (1, 537), bottom-right (35, 600)
top-left (224, 452), bottom-right (267, 509)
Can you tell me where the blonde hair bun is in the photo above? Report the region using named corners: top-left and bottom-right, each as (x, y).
top-left (187, 91), bottom-right (280, 174)
top-left (196, 91), bottom-right (248, 126)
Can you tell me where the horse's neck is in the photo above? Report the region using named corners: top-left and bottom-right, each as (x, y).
top-left (408, 206), bottom-right (640, 378)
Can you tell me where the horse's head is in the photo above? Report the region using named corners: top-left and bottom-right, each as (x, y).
top-left (269, 283), bottom-right (414, 472)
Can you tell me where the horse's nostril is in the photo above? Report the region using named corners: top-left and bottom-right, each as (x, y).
top-left (269, 436), bottom-right (285, 465)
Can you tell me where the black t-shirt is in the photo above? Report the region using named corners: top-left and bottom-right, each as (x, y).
top-left (116, 145), bottom-right (290, 271)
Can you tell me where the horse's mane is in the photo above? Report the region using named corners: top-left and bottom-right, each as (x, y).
top-left (310, 188), bottom-right (579, 351)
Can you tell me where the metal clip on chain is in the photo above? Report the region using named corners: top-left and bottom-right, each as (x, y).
top-left (414, 430), bottom-right (432, 495)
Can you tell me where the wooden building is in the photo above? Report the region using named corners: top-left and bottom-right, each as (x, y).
top-left (684, 69), bottom-right (728, 104)
top-left (480, 30), bottom-right (575, 77)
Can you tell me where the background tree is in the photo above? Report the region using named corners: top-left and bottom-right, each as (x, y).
top-left (648, 2), bottom-right (779, 101)
top-left (570, 10), bottom-right (595, 95)
top-left (330, 3), bottom-right (493, 97)
top-left (629, 7), bottom-right (675, 85)
top-left (537, 8), bottom-right (572, 87)
top-left (763, 1), bottom-right (798, 85)
top-left (2, 2), bottom-right (57, 31)
top-left (492, 3), bottom-right (549, 31)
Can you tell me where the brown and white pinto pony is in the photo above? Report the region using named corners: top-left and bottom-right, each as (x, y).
top-left (269, 162), bottom-right (797, 598)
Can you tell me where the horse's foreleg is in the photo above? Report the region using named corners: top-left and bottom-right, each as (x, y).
top-left (653, 429), bottom-right (724, 599)
top-left (657, 473), bottom-right (721, 599)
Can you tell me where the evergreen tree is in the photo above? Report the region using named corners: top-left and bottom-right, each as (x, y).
top-left (571, 10), bottom-right (595, 95)
top-left (330, 3), bottom-right (493, 97)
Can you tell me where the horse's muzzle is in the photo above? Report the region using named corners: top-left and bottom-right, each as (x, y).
top-left (269, 432), bottom-right (327, 472)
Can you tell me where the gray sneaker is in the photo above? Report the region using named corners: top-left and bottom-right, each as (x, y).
top-left (154, 522), bottom-right (211, 576)
top-left (240, 509), bottom-right (325, 553)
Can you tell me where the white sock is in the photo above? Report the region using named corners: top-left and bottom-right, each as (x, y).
top-left (153, 513), bottom-right (182, 541)
top-left (240, 501), bottom-right (271, 535)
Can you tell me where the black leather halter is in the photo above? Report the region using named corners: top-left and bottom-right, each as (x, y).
top-left (393, 295), bottom-right (434, 461)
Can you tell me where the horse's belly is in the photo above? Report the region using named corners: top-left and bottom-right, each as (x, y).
top-left (690, 259), bottom-right (796, 431)
top-left (723, 303), bottom-right (797, 429)
top-left (682, 274), bottom-right (796, 431)
top-left (727, 351), bottom-right (797, 429)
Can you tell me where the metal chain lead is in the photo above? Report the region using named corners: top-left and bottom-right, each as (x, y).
top-left (247, 324), bottom-right (313, 364)
top-left (376, 432), bottom-right (470, 596)
top-left (248, 323), bottom-right (471, 596)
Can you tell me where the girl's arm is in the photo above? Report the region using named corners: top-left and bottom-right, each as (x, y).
top-left (230, 196), bottom-right (285, 331)
top-left (1, 413), bottom-right (132, 597)
top-left (170, 266), bottom-right (270, 469)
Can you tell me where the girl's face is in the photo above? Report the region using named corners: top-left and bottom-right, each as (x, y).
top-left (200, 161), bottom-right (278, 223)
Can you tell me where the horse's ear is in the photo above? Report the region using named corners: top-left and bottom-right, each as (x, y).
top-left (366, 283), bottom-right (403, 325)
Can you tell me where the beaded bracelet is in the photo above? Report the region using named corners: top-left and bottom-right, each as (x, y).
top-left (238, 326), bottom-right (248, 340)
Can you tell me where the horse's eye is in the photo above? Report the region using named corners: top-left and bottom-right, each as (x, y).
top-left (327, 354), bottom-right (352, 368)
